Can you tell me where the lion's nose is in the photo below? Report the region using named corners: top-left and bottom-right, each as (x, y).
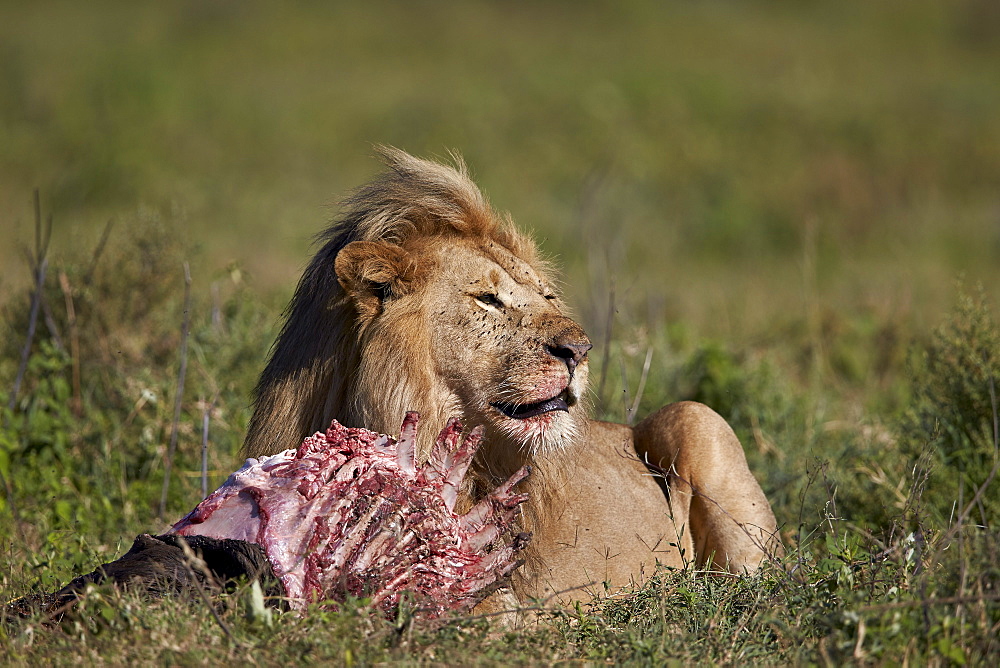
top-left (547, 338), bottom-right (593, 375)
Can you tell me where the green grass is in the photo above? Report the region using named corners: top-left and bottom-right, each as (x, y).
top-left (2, 0), bottom-right (1000, 664)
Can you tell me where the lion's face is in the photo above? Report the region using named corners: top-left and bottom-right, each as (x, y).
top-left (421, 241), bottom-right (591, 454)
top-left (335, 235), bottom-right (591, 457)
top-left (243, 148), bottom-right (600, 464)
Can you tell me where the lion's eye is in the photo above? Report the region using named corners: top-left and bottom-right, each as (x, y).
top-left (473, 293), bottom-right (504, 310)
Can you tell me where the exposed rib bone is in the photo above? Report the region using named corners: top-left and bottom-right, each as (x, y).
top-left (171, 414), bottom-right (529, 617)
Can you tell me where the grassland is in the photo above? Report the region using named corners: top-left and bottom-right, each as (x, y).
top-left (2, 0), bottom-right (999, 664)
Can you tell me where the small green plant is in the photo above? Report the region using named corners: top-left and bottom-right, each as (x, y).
top-left (903, 287), bottom-right (1000, 526)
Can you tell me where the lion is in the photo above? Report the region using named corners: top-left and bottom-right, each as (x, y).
top-left (244, 148), bottom-right (780, 605)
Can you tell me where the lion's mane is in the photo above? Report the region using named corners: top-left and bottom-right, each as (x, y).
top-left (244, 148), bottom-right (552, 460)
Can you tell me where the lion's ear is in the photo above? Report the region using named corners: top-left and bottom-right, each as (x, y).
top-left (334, 240), bottom-right (417, 307)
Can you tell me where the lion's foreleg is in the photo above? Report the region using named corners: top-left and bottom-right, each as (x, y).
top-left (633, 401), bottom-right (781, 573)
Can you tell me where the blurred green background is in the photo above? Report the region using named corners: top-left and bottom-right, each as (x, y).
top-left (3, 0), bottom-right (997, 346)
top-left (3, 4), bottom-right (1000, 661)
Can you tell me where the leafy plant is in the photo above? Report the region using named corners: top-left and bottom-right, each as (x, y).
top-left (903, 287), bottom-right (1000, 526)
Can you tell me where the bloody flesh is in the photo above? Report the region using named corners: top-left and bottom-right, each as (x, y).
top-left (171, 413), bottom-right (530, 617)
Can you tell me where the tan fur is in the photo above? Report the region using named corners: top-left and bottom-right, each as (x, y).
top-left (244, 148), bottom-right (781, 606)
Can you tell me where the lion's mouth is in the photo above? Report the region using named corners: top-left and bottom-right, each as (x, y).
top-left (491, 390), bottom-right (573, 420)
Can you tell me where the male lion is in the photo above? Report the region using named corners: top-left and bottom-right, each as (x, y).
top-left (244, 148), bottom-right (779, 605)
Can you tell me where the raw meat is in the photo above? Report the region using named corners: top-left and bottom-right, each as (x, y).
top-left (170, 412), bottom-right (530, 617)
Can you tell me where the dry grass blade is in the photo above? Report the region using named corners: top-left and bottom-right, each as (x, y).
top-left (931, 372), bottom-right (1000, 553)
top-left (6, 257), bottom-right (47, 417)
top-left (159, 261), bottom-right (193, 519)
top-left (2, 189), bottom-right (52, 544)
top-left (201, 394), bottom-right (218, 499)
top-left (619, 354), bottom-right (633, 425)
top-left (596, 274), bottom-right (615, 407)
top-left (629, 345), bottom-right (654, 420)
top-left (82, 219), bottom-right (114, 287)
top-left (58, 272), bottom-right (82, 417)
top-left (173, 536), bottom-right (245, 647)
top-left (7, 190), bottom-right (51, 416)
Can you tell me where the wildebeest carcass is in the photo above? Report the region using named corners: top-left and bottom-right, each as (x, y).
top-left (7, 414), bottom-right (530, 621)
